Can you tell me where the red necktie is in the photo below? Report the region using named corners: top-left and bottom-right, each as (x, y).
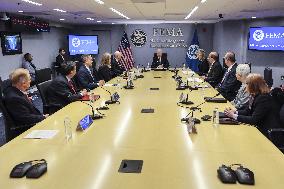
top-left (68, 80), bottom-right (76, 94)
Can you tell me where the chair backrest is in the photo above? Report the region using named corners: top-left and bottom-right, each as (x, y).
top-left (35, 68), bottom-right (52, 84)
top-left (280, 104), bottom-right (284, 124)
top-left (268, 128), bottom-right (284, 153)
top-left (37, 80), bottom-right (52, 106)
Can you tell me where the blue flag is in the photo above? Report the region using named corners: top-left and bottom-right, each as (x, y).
top-left (186, 29), bottom-right (200, 72)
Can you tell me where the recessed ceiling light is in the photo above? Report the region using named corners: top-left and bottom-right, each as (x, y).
top-left (60, 18), bottom-right (65, 21)
top-left (201, 0), bottom-right (207, 3)
top-left (110, 8), bottom-right (130, 20)
top-left (53, 8), bottom-right (67, 13)
top-left (86, 17), bottom-right (94, 21)
top-left (18, 10), bottom-right (24, 13)
top-left (112, 23), bottom-right (115, 24)
top-left (97, 20), bottom-right (102, 23)
top-left (21, 0), bottom-right (42, 6)
top-left (94, 0), bottom-right (104, 4)
top-left (185, 6), bottom-right (198, 19)
top-left (252, 16), bottom-right (257, 19)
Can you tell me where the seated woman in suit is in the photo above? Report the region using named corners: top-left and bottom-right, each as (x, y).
top-left (224, 73), bottom-right (282, 138)
top-left (98, 53), bottom-right (112, 82)
top-left (231, 64), bottom-right (251, 110)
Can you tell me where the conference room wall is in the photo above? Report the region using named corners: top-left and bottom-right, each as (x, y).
top-left (125, 23), bottom-right (214, 67)
top-left (0, 23), bottom-right (68, 80)
top-left (70, 25), bottom-right (124, 69)
top-left (213, 18), bottom-right (284, 87)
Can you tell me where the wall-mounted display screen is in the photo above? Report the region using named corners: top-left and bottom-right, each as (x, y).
top-left (68, 35), bottom-right (99, 55)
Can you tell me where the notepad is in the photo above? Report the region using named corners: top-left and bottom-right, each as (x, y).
top-left (24, 130), bottom-right (59, 139)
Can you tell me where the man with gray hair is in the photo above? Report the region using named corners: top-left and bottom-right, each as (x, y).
top-left (217, 51), bottom-right (241, 101)
top-left (111, 51), bottom-right (125, 77)
top-left (77, 54), bottom-right (105, 90)
top-left (151, 48), bottom-right (170, 68)
top-left (4, 68), bottom-right (46, 138)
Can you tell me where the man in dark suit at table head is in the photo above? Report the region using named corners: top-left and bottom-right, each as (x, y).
top-left (4, 68), bottom-right (46, 135)
top-left (111, 51), bottom-right (125, 77)
top-left (47, 61), bottom-right (88, 113)
top-left (216, 51), bottom-right (241, 101)
top-left (77, 54), bottom-right (105, 90)
top-left (204, 52), bottom-right (223, 87)
top-left (151, 48), bottom-right (170, 68)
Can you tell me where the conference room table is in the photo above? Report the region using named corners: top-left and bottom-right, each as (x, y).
top-left (0, 69), bottom-right (284, 189)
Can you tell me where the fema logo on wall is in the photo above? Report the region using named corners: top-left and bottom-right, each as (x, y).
top-left (187, 44), bottom-right (199, 59)
top-left (131, 29), bottom-right (147, 47)
top-left (253, 30), bottom-right (265, 41)
top-left (72, 37), bottom-right (81, 47)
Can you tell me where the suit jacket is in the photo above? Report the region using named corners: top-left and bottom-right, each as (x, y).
top-left (197, 59), bottom-right (209, 76)
top-left (217, 63), bottom-right (241, 101)
top-left (56, 54), bottom-right (65, 67)
top-left (111, 58), bottom-right (124, 77)
top-left (205, 61), bottom-right (223, 87)
top-left (237, 94), bottom-right (282, 137)
top-left (151, 55), bottom-right (170, 68)
top-left (98, 65), bottom-right (112, 82)
top-left (77, 65), bottom-right (99, 90)
top-left (47, 75), bottom-right (83, 110)
top-left (4, 86), bottom-right (44, 127)
top-left (22, 61), bottom-right (36, 82)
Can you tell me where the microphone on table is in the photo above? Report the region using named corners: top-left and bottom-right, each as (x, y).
top-left (178, 93), bottom-right (194, 105)
top-left (101, 87), bottom-right (120, 105)
top-left (80, 101), bottom-right (104, 120)
top-left (181, 92), bottom-right (221, 123)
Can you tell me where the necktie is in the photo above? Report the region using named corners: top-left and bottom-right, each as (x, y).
top-left (68, 80), bottom-right (76, 94)
top-left (221, 69), bottom-right (230, 84)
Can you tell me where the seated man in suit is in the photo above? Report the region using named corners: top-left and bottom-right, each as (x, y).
top-left (77, 54), bottom-right (105, 90)
top-left (204, 52), bottom-right (223, 87)
top-left (22, 53), bottom-right (36, 85)
top-left (151, 49), bottom-right (170, 68)
top-left (111, 51), bottom-right (125, 77)
top-left (55, 48), bottom-right (67, 74)
top-left (47, 61), bottom-right (88, 112)
top-left (4, 68), bottom-right (46, 135)
top-left (216, 52), bottom-right (241, 101)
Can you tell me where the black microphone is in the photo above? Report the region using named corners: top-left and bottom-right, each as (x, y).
top-left (80, 101), bottom-right (103, 120)
top-left (181, 92), bottom-right (221, 122)
top-left (100, 87), bottom-right (119, 105)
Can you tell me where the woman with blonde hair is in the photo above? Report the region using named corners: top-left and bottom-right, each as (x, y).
top-left (98, 52), bottom-right (112, 82)
top-left (225, 73), bottom-right (282, 137)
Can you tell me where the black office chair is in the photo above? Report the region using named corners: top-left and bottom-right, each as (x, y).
top-left (268, 128), bottom-right (284, 153)
top-left (36, 80), bottom-right (61, 114)
top-left (280, 104), bottom-right (284, 124)
top-left (35, 68), bottom-right (52, 84)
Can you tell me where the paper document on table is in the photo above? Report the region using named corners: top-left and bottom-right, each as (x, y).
top-left (104, 84), bottom-right (116, 87)
top-left (24, 130), bottom-right (59, 139)
top-left (187, 78), bottom-right (203, 83)
top-left (197, 85), bottom-right (209, 88)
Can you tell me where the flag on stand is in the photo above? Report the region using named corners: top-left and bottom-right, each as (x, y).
top-left (185, 29), bottom-right (200, 72)
top-left (118, 32), bottom-right (134, 70)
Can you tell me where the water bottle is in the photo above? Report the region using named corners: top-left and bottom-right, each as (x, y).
top-left (183, 63), bottom-right (186, 71)
top-left (89, 92), bottom-right (95, 103)
top-left (213, 107), bottom-right (219, 126)
top-left (64, 117), bottom-right (72, 141)
top-left (147, 62), bottom-right (150, 70)
top-left (186, 116), bottom-right (194, 134)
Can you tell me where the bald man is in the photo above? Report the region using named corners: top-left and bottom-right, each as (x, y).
top-left (204, 52), bottom-right (223, 87)
top-left (111, 51), bottom-right (125, 77)
top-left (151, 49), bottom-right (170, 69)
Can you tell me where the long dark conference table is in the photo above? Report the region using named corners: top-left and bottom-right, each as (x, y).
top-left (0, 69), bottom-right (284, 189)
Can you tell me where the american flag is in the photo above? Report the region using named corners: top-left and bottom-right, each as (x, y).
top-left (118, 32), bottom-right (134, 70)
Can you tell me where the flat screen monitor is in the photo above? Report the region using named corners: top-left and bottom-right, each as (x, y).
top-left (0, 32), bottom-right (22, 56)
top-left (248, 27), bottom-right (284, 51)
top-left (68, 35), bottom-right (99, 55)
